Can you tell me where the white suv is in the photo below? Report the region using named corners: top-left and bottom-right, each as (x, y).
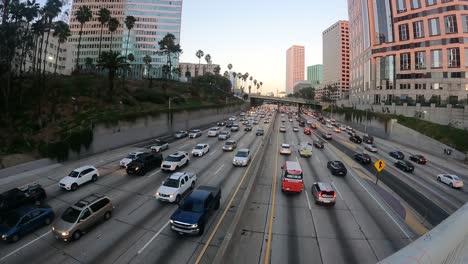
top-left (207, 127), bottom-right (221, 137)
top-left (161, 151), bottom-right (190, 171)
top-left (155, 172), bottom-right (197, 203)
top-left (59, 165), bottom-right (99, 191)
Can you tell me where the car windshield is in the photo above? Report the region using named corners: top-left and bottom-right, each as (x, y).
top-left (451, 175), bottom-right (460, 181)
top-left (3, 212), bottom-right (20, 228)
top-left (166, 155), bottom-right (182, 162)
top-left (190, 130), bottom-right (199, 133)
top-left (68, 171), bottom-right (79, 178)
top-left (195, 145), bottom-right (204, 149)
top-left (126, 154), bottom-right (137, 159)
top-left (225, 142), bottom-right (235, 146)
top-left (282, 145), bottom-right (290, 149)
top-left (176, 131), bottom-right (185, 134)
top-left (285, 172), bottom-right (303, 180)
top-left (154, 141), bottom-right (165, 146)
top-left (163, 179), bottom-right (179, 188)
top-left (221, 132), bottom-right (228, 135)
top-left (235, 151), bottom-right (248, 158)
top-left (210, 128), bottom-right (217, 131)
top-left (61, 207), bottom-right (81, 223)
top-left (179, 199), bottom-right (204, 213)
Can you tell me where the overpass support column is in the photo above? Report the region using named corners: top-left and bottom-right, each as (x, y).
top-left (298, 103), bottom-right (302, 115)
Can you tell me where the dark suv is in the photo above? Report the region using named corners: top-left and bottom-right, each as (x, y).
top-left (389, 151), bottom-right (405, 160)
top-left (327, 161), bottom-right (347, 176)
top-left (349, 135), bottom-right (362, 144)
top-left (354, 153), bottom-right (371, 164)
top-left (126, 152), bottom-right (163, 176)
top-left (394, 160), bottom-right (414, 173)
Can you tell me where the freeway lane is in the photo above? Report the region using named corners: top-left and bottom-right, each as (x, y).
top-left (0, 117), bottom-right (272, 264)
top-left (225, 114), bottom-right (416, 264)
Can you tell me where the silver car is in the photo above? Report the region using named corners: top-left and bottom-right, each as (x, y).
top-left (311, 182), bottom-right (336, 206)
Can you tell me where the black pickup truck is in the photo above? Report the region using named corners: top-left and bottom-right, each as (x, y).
top-left (0, 184), bottom-right (47, 217)
top-left (169, 186), bottom-right (221, 236)
top-left (126, 152), bottom-right (163, 176)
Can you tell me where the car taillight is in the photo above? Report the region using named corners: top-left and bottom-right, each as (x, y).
top-left (333, 192), bottom-right (336, 198)
top-left (318, 191), bottom-right (323, 197)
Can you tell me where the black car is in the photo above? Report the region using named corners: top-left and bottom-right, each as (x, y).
top-left (226, 121), bottom-right (233, 127)
top-left (256, 129), bottom-right (264, 136)
top-left (363, 135), bottom-right (374, 144)
top-left (0, 184), bottom-right (47, 217)
top-left (409, 154), bottom-right (427, 164)
top-left (298, 121), bottom-right (305, 127)
top-left (349, 135), bottom-right (362, 144)
top-left (126, 152), bottom-right (163, 176)
top-left (313, 140), bottom-right (324, 149)
top-left (394, 160), bottom-right (414, 172)
top-left (389, 151), bottom-right (405, 160)
top-left (244, 125), bottom-right (252, 131)
top-left (354, 153), bottom-right (371, 164)
top-left (327, 161), bottom-right (347, 176)
top-left (217, 121), bottom-right (226, 126)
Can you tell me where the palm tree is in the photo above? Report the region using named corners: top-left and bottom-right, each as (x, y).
top-left (31, 20), bottom-right (45, 73)
top-left (223, 71), bottom-right (229, 78)
top-left (249, 76), bottom-right (253, 93)
top-left (19, 0), bottom-right (40, 74)
top-left (259, 81), bottom-right (263, 94)
top-left (108, 17), bottom-right (120, 51)
top-left (253, 79), bottom-right (257, 88)
top-left (143, 54), bottom-right (152, 78)
top-left (195, 50), bottom-right (204, 76)
top-left (75, 5), bottom-right (92, 70)
top-left (97, 51), bottom-right (128, 96)
top-left (227, 63), bottom-right (233, 71)
top-left (124, 15), bottom-right (136, 57)
top-left (213, 65), bottom-right (221, 75)
top-left (97, 8), bottom-right (110, 58)
top-left (52, 20), bottom-right (71, 74)
top-left (41, 0), bottom-right (62, 74)
top-left (243, 72), bottom-right (249, 93)
top-left (127, 53), bottom-right (135, 79)
top-left (204, 54), bottom-right (211, 73)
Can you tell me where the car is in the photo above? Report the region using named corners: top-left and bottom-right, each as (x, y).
top-left (59, 166), bottom-right (99, 191)
top-left (298, 143), bottom-right (313, 157)
top-left (307, 120), bottom-right (312, 125)
top-left (191, 144), bottom-right (210, 157)
top-left (320, 120), bottom-right (326, 125)
top-left (437, 174), bottom-right (463, 188)
top-left (311, 182), bottom-right (336, 206)
top-left (394, 160), bottom-right (415, 172)
top-left (333, 127), bottom-right (341, 133)
top-left (228, 116), bottom-right (236, 121)
top-left (231, 125), bottom-right (240, 132)
top-left (279, 126), bottom-right (287, 132)
top-left (150, 140), bottom-right (169, 153)
top-left (364, 144), bottom-right (378, 153)
top-left (354, 153), bottom-right (372, 164)
top-left (0, 183), bottom-right (47, 216)
top-left (244, 125), bottom-right (252, 131)
top-left (303, 128), bottom-right (311, 135)
top-left (155, 172), bottom-right (197, 203)
top-left (311, 123), bottom-right (317, 129)
top-left (233, 149), bottom-right (251, 166)
top-left (207, 127), bottom-right (221, 137)
top-left (298, 121), bottom-right (305, 127)
top-left (349, 135), bottom-right (362, 144)
top-left (323, 132), bottom-right (332, 140)
top-left (279, 144), bottom-right (292, 155)
top-left (126, 152), bottom-right (163, 176)
top-left (256, 128), bottom-right (264, 136)
top-left (169, 186), bottom-right (221, 236)
top-left (218, 131), bottom-right (231, 140)
top-left (222, 140), bottom-right (237, 151)
top-left (217, 121), bottom-right (226, 126)
top-left (120, 151), bottom-right (145, 167)
top-left (409, 154), bottom-right (427, 164)
top-left (253, 119), bottom-right (259, 125)
top-left (293, 127), bottom-right (299, 132)
top-left (242, 120), bottom-right (249, 125)
top-left (161, 151), bottom-right (190, 171)
top-left (340, 125), bottom-right (347, 131)
top-left (188, 129), bottom-right (202, 138)
top-left (363, 134), bottom-right (374, 144)
top-left (326, 124), bottom-right (333, 129)
top-left (313, 140), bottom-right (324, 149)
top-left (281, 119), bottom-right (286, 122)
top-left (264, 119), bottom-right (270, 124)
top-left (348, 131), bottom-right (356, 137)
top-left (327, 161), bottom-right (347, 176)
top-left (174, 130), bottom-right (188, 139)
top-left (346, 126), bottom-right (353, 131)
top-left (52, 194), bottom-right (113, 242)
top-left (226, 121), bottom-right (233, 128)
top-left (389, 151), bottom-right (405, 160)
top-left (0, 205), bottom-right (55, 243)
top-left (289, 119), bottom-right (293, 122)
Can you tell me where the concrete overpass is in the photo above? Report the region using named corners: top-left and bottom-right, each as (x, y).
top-left (248, 95), bottom-right (321, 111)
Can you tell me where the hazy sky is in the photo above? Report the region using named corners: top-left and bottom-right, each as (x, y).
top-left (179, 0), bottom-right (349, 95)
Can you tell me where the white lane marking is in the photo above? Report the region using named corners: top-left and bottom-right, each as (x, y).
top-left (1, 231), bottom-right (51, 261)
top-left (209, 149), bottom-right (218, 156)
top-left (304, 191), bottom-right (312, 211)
top-left (214, 164), bottom-right (225, 175)
top-left (331, 182), bottom-right (344, 200)
top-left (239, 143), bottom-right (244, 148)
top-left (137, 221), bottom-right (170, 255)
top-left (147, 169), bottom-right (161, 178)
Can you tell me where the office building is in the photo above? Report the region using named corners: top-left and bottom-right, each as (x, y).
top-left (286, 45), bottom-right (305, 94)
top-left (307, 64), bottom-right (323, 86)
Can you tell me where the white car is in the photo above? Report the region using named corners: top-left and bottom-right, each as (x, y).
top-left (161, 151), bottom-right (190, 171)
top-left (289, 119), bottom-right (293, 122)
top-left (307, 120), bottom-right (312, 124)
top-left (279, 144), bottom-right (292, 155)
top-left (326, 124), bottom-right (333, 128)
top-left (150, 140), bottom-right (169, 153)
top-left (437, 174), bottom-right (464, 188)
top-left (59, 165), bottom-right (99, 191)
top-left (120, 152), bottom-right (145, 168)
top-left (340, 125), bottom-right (347, 131)
top-left (191, 144), bottom-right (210, 157)
top-left (207, 127), bottom-right (221, 137)
top-left (233, 149), bottom-right (251, 167)
top-left (155, 172), bottom-right (197, 203)
top-left (188, 129), bottom-right (202, 138)
top-left (228, 116), bottom-right (236, 121)
top-left (364, 144), bottom-right (378, 152)
top-left (279, 126), bottom-right (286, 132)
top-left (293, 127), bottom-right (299, 132)
top-left (218, 131), bottom-right (231, 140)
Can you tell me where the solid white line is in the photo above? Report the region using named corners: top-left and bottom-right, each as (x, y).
top-left (214, 164), bottom-right (225, 175)
top-left (147, 169), bottom-right (161, 178)
top-left (209, 149), bottom-right (218, 156)
top-left (137, 221), bottom-right (170, 255)
top-left (1, 231), bottom-right (51, 261)
top-left (304, 191), bottom-right (312, 211)
top-left (331, 182), bottom-right (344, 200)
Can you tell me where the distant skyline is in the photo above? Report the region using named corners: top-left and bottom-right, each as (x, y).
top-left (179, 0), bottom-right (348, 95)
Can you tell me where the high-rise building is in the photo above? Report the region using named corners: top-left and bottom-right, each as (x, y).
top-left (307, 64), bottom-right (323, 86)
top-left (348, 0), bottom-right (468, 106)
top-left (320, 20), bottom-right (350, 101)
top-left (68, 0), bottom-right (183, 78)
top-left (286, 45), bottom-right (305, 94)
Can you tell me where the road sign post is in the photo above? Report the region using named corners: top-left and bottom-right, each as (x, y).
top-left (374, 159), bottom-right (386, 184)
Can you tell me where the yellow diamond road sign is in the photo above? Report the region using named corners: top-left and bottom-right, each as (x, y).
top-left (374, 159), bottom-right (386, 173)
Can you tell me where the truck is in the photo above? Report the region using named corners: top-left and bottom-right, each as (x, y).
top-left (126, 152), bottom-right (163, 176)
top-left (0, 183), bottom-right (47, 217)
top-left (155, 172), bottom-right (197, 203)
top-left (169, 185), bottom-right (221, 236)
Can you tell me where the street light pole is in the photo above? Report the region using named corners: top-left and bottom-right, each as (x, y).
top-left (168, 97), bottom-right (179, 112)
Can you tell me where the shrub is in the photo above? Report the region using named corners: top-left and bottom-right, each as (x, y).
top-left (133, 89), bottom-right (167, 104)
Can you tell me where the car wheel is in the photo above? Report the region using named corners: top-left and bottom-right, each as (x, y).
top-left (71, 183), bottom-right (78, 191)
top-left (104, 211), bottom-right (111, 221)
top-left (73, 230), bottom-right (82, 241)
top-left (450, 182), bottom-right (453, 188)
top-left (214, 200), bottom-right (220, 210)
top-left (437, 177), bottom-right (441, 182)
top-left (11, 234), bottom-right (20, 243)
top-left (92, 175), bottom-right (98, 182)
top-left (44, 217), bottom-right (52, 225)
top-left (191, 181), bottom-right (195, 190)
top-left (186, 159), bottom-right (190, 166)
top-left (175, 195), bottom-right (181, 204)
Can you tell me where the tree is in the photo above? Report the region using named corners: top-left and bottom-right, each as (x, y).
top-left (143, 54), bottom-right (152, 87)
top-left (227, 63), bottom-right (233, 71)
top-left (52, 20), bottom-right (71, 74)
top-left (127, 53), bottom-right (134, 78)
top-left (31, 19), bottom-right (45, 73)
top-left (18, 0), bottom-right (40, 74)
top-left (97, 51), bottom-right (128, 96)
top-left (75, 5), bottom-right (92, 70)
top-left (213, 65), bottom-right (221, 75)
top-left (204, 54), bottom-right (211, 73)
top-left (249, 76), bottom-right (253, 94)
top-left (84, 57), bottom-right (93, 69)
top-left (108, 17), bottom-right (119, 51)
top-left (41, 0), bottom-right (62, 74)
top-left (97, 8), bottom-right (110, 58)
top-left (156, 33), bottom-right (182, 78)
top-left (124, 15), bottom-right (136, 57)
top-left (195, 50), bottom-right (204, 76)
top-left (223, 71), bottom-right (229, 78)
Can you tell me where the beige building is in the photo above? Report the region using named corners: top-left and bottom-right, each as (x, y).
top-left (286, 45), bottom-right (305, 94)
top-left (179, 62), bottom-right (220, 79)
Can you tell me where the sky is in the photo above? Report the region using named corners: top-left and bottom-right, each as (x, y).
top-left (179, 0), bottom-right (349, 95)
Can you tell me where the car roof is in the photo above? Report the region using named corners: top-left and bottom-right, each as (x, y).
top-left (284, 161), bottom-right (302, 172)
top-left (238, 148), bottom-right (249, 152)
top-left (74, 165), bottom-right (96, 172)
top-left (196, 143), bottom-right (207, 147)
top-left (316, 182), bottom-right (334, 191)
top-left (170, 151), bottom-right (186, 157)
top-left (190, 189), bottom-right (211, 201)
top-left (74, 193), bottom-right (106, 208)
top-left (168, 172), bottom-right (189, 180)
top-left (281, 144), bottom-right (290, 147)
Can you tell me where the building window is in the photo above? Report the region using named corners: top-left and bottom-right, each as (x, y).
top-left (426, 0), bottom-right (436, 6)
top-left (413, 21), bottom-right (425, 38)
top-left (415, 84), bottom-right (427, 90)
top-left (429, 18), bottom-right (440, 36)
top-left (411, 0), bottom-right (421, 9)
top-left (447, 48), bottom-right (460, 68)
top-left (465, 48), bottom-right (468, 67)
top-left (431, 49), bottom-right (442, 68)
top-left (462, 15), bottom-right (468, 33)
top-left (397, 0), bottom-right (407, 12)
top-left (415, 51), bottom-right (426, 69)
top-left (445, 15), bottom-right (458, 34)
top-left (399, 24), bottom-right (409, 41)
top-left (400, 53), bottom-right (410, 70)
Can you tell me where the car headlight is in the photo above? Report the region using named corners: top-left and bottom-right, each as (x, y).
top-left (169, 219), bottom-right (174, 224)
top-left (61, 231), bottom-right (70, 236)
top-left (191, 224), bottom-right (198, 228)
top-left (135, 167), bottom-right (139, 171)
top-left (156, 192), bottom-right (160, 196)
top-left (2, 234), bottom-right (7, 239)
top-left (169, 194), bottom-right (174, 198)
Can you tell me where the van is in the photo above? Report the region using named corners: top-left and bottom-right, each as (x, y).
top-left (280, 161), bottom-right (303, 193)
